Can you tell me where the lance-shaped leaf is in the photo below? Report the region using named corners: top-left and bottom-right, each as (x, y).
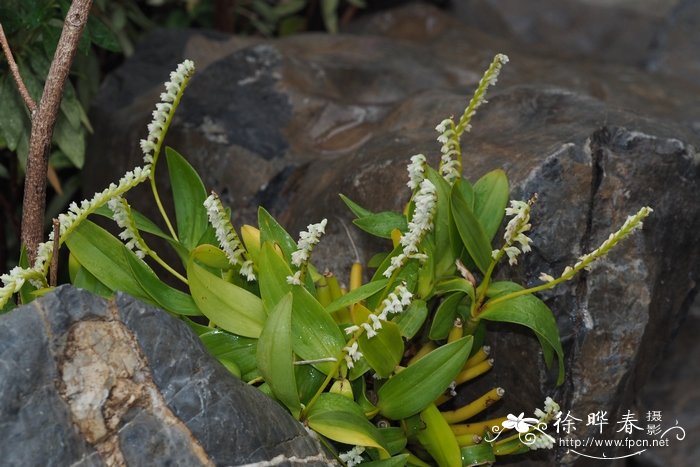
top-left (377, 336), bottom-right (473, 420)
top-left (359, 321), bottom-right (404, 378)
top-left (472, 169), bottom-right (509, 243)
top-left (353, 211), bottom-right (408, 239)
top-left (480, 294), bottom-right (565, 385)
top-left (306, 393), bottom-right (388, 454)
top-left (166, 147), bottom-right (209, 251)
top-left (339, 193), bottom-right (373, 218)
top-left (65, 220), bottom-right (150, 301)
top-left (257, 243), bottom-right (345, 374)
top-left (429, 292), bottom-right (464, 340)
top-left (190, 244), bottom-right (232, 270)
top-left (200, 330), bottom-right (259, 381)
top-left (124, 251), bottom-right (202, 316)
top-left (393, 299), bottom-right (428, 339)
top-left (461, 442), bottom-right (497, 466)
top-left (450, 185), bottom-right (492, 274)
top-left (425, 167), bottom-right (457, 276)
top-left (258, 206), bottom-right (298, 259)
top-left (325, 279), bottom-right (388, 314)
top-left (434, 278), bottom-right (475, 302)
top-left (187, 259), bottom-right (266, 338)
top-left (257, 293), bottom-right (301, 418)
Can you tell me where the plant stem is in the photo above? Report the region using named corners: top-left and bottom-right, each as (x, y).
top-left (0, 23), bottom-right (37, 113)
top-left (19, 0), bottom-right (93, 263)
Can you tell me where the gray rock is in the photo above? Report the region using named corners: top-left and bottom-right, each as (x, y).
top-left (82, 3), bottom-right (700, 465)
top-left (0, 286), bottom-right (333, 466)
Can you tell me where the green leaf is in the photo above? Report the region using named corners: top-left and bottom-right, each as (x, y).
top-left (378, 428), bottom-right (408, 456)
top-left (53, 114), bottom-right (85, 168)
top-left (486, 281), bottom-right (523, 298)
top-left (257, 243), bottom-right (345, 374)
top-left (295, 364), bottom-right (326, 405)
top-left (393, 299), bottom-right (428, 339)
top-left (340, 193), bottom-right (373, 218)
top-left (353, 211), bottom-right (408, 239)
top-left (473, 169), bottom-right (509, 242)
top-left (0, 76), bottom-right (27, 151)
top-left (480, 294), bottom-right (565, 385)
top-left (64, 220), bottom-right (149, 300)
top-left (123, 251), bottom-right (202, 316)
top-left (59, 92), bottom-right (83, 130)
top-left (414, 403), bottom-right (462, 467)
top-left (320, 0), bottom-right (340, 32)
top-left (434, 278), bottom-right (475, 302)
top-left (359, 321), bottom-right (404, 378)
top-left (461, 442), bottom-right (496, 466)
top-left (306, 393), bottom-right (388, 453)
top-left (325, 279), bottom-right (388, 314)
top-left (200, 330), bottom-right (259, 381)
top-left (377, 336), bottom-right (473, 420)
top-left (258, 206), bottom-right (298, 260)
top-left (450, 185), bottom-right (492, 274)
top-left (429, 292), bottom-right (464, 341)
top-left (257, 293), bottom-right (301, 418)
top-left (190, 244), bottom-right (231, 269)
top-left (72, 263), bottom-right (113, 298)
top-left (87, 14), bottom-right (121, 51)
top-left (425, 167), bottom-right (458, 277)
top-left (166, 147), bottom-right (209, 251)
top-left (187, 259), bottom-right (266, 338)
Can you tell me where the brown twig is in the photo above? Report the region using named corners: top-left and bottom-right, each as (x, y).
top-left (0, 22), bottom-right (37, 113)
top-left (20, 0), bottom-right (93, 263)
top-left (50, 218), bottom-right (60, 286)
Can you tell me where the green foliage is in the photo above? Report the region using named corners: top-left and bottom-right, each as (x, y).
top-left (0, 55), bottom-right (654, 465)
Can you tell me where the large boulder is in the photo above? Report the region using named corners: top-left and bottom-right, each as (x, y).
top-left (83, 3), bottom-right (700, 464)
top-left (0, 286), bottom-right (333, 466)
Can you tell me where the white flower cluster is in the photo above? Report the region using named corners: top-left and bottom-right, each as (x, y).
top-left (493, 198), bottom-right (534, 266)
top-left (407, 154), bottom-right (427, 190)
top-left (203, 193), bottom-right (256, 281)
top-left (108, 196), bottom-right (147, 259)
top-left (291, 219), bottom-right (328, 267)
top-left (345, 283), bottom-right (413, 338)
top-left (573, 206), bottom-right (653, 273)
top-left (343, 342), bottom-right (363, 369)
top-left (338, 445), bottom-right (365, 466)
top-left (456, 54), bottom-right (509, 135)
top-left (529, 433), bottom-right (555, 450)
top-left (139, 60), bottom-right (195, 163)
top-left (0, 267), bottom-right (28, 306)
top-left (534, 396), bottom-right (561, 423)
top-left (383, 179), bottom-right (437, 278)
top-left (436, 118), bottom-right (460, 184)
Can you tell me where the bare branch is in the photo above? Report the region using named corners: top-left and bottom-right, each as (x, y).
top-left (21, 0), bottom-right (93, 262)
top-left (0, 22), bottom-right (37, 113)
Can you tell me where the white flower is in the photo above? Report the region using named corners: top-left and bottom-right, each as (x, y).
top-left (286, 270), bottom-right (302, 285)
top-left (455, 54), bottom-right (509, 135)
top-left (140, 60), bottom-right (195, 164)
top-left (291, 219), bottom-right (327, 267)
top-left (383, 180), bottom-right (436, 277)
top-left (534, 396), bottom-right (561, 424)
top-left (345, 325), bottom-right (360, 335)
top-left (407, 154), bottom-right (427, 190)
top-left (343, 342), bottom-right (363, 369)
top-left (361, 322), bottom-right (377, 338)
top-left (240, 259), bottom-right (256, 282)
top-left (539, 272), bottom-right (555, 283)
top-left (339, 446), bottom-right (365, 467)
top-left (108, 196), bottom-right (147, 259)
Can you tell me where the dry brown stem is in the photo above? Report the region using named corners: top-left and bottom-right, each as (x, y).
top-left (0, 23), bottom-right (37, 113)
top-left (20, 0), bottom-right (93, 263)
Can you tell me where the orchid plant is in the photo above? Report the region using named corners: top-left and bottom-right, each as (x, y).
top-left (0, 55), bottom-right (652, 466)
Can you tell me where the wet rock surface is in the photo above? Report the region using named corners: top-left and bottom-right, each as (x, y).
top-left (84, 2), bottom-right (700, 465)
top-left (0, 286), bottom-right (333, 466)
